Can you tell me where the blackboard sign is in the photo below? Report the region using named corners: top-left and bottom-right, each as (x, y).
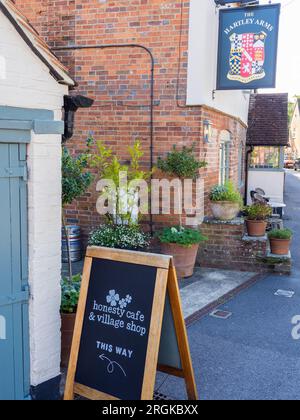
top-left (64, 247), bottom-right (197, 400)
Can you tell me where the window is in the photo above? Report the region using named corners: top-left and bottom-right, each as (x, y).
top-left (249, 147), bottom-right (282, 169)
top-left (219, 131), bottom-right (231, 185)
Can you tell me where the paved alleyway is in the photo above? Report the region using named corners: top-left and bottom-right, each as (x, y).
top-left (157, 171), bottom-right (300, 400)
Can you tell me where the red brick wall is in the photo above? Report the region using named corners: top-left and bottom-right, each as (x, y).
top-left (197, 219), bottom-right (291, 274)
top-left (15, 0), bottom-right (247, 239)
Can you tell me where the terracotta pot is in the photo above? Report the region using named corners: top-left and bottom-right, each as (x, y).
top-left (160, 242), bottom-right (200, 279)
top-left (211, 201), bottom-right (240, 221)
top-left (269, 238), bottom-right (291, 256)
top-left (61, 313), bottom-right (76, 368)
top-left (246, 220), bottom-right (268, 237)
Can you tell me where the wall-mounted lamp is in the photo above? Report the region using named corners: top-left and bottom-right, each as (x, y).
top-left (203, 120), bottom-right (213, 144)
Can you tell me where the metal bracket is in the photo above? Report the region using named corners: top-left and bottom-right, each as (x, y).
top-left (0, 165), bottom-right (27, 180)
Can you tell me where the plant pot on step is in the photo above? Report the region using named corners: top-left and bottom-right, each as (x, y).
top-left (61, 313), bottom-right (76, 368)
top-left (268, 229), bottom-right (293, 256)
top-left (160, 242), bottom-right (199, 279)
top-left (269, 238), bottom-right (291, 256)
top-left (246, 220), bottom-right (268, 237)
top-left (211, 201), bottom-right (240, 221)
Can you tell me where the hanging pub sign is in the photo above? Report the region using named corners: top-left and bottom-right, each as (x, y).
top-left (217, 3), bottom-right (281, 90)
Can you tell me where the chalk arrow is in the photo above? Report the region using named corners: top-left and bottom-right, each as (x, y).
top-left (99, 354), bottom-right (127, 377)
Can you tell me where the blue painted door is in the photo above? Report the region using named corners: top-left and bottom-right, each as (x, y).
top-left (0, 143), bottom-right (30, 400)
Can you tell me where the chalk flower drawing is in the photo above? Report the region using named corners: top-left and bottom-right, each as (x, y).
top-left (119, 298), bottom-right (127, 309)
top-left (106, 290), bottom-right (133, 308)
top-left (106, 290), bottom-right (120, 307)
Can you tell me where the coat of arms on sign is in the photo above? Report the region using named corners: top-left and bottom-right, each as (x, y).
top-left (227, 31), bottom-right (267, 83)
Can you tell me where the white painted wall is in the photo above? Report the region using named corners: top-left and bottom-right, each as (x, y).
top-left (0, 12), bottom-right (68, 387)
top-left (27, 133), bottom-right (63, 387)
top-left (0, 12), bottom-right (66, 110)
top-left (187, 0), bottom-right (250, 124)
top-left (247, 170), bottom-right (285, 204)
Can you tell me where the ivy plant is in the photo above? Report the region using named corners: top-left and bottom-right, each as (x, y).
top-left (61, 274), bottom-right (82, 314)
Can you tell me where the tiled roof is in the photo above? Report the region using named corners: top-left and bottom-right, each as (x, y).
top-left (247, 93), bottom-right (289, 146)
top-left (0, 0), bottom-right (75, 86)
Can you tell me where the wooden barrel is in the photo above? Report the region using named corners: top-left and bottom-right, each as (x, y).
top-left (62, 225), bottom-right (82, 263)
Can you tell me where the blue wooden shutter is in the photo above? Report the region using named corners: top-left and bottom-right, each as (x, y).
top-left (0, 143), bottom-right (30, 400)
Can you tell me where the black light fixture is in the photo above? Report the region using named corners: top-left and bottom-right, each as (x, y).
top-left (63, 95), bottom-right (94, 142)
top-left (203, 120), bottom-right (213, 144)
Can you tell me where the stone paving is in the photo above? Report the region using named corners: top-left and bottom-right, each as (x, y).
top-left (62, 261), bottom-right (256, 320)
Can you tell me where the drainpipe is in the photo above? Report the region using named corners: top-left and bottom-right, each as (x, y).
top-left (53, 44), bottom-right (155, 233)
top-left (244, 145), bottom-right (254, 205)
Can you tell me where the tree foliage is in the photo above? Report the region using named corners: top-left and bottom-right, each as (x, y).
top-left (62, 143), bottom-right (93, 207)
top-left (157, 144), bottom-right (207, 180)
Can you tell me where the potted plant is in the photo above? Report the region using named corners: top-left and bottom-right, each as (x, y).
top-left (244, 203), bottom-right (272, 237)
top-left (157, 144), bottom-right (207, 226)
top-left (60, 274), bottom-right (81, 368)
top-left (210, 181), bottom-right (243, 221)
top-left (268, 229), bottom-right (293, 255)
top-left (156, 145), bottom-right (207, 278)
top-left (88, 224), bottom-right (151, 251)
top-left (156, 226), bottom-right (207, 279)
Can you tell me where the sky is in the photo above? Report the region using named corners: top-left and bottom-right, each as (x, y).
top-left (260, 0), bottom-right (300, 99)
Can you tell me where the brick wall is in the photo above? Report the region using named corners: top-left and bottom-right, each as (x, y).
top-left (197, 218), bottom-right (291, 274)
top-left (15, 0), bottom-right (247, 240)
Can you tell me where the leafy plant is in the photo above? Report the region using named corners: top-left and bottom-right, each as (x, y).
top-left (62, 139), bottom-right (93, 282)
top-left (88, 224), bottom-right (151, 251)
top-left (156, 226), bottom-right (207, 248)
top-left (268, 229), bottom-right (293, 240)
top-left (61, 274), bottom-right (81, 314)
top-left (244, 203), bottom-right (272, 221)
top-left (90, 140), bottom-right (151, 225)
top-left (157, 144), bottom-right (207, 180)
top-left (210, 181), bottom-right (243, 206)
top-left (62, 140), bottom-right (93, 207)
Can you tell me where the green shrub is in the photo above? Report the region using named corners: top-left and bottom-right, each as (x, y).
top-left (90, 140), bottom-right (151, 225)
top-left (156, 226), bottom-right (207, 248)
top-left (88, 224), bottom-right (151, 251)
top-left (61, 274), bottom-right (81, 314)
top-left (157, 145), bottom-right (207, 180)
top-left (244, 203), bottom-right (272, 221)
top-left (62, 142), bottom-right (93, 207)
top-left (210, 181), bottom-right (243, 206)
top-left (268, 229), bottom-right (293, 240)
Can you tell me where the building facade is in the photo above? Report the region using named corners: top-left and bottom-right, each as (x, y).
top-left (246, 93), bottom-right (289, 204)
top-left (15, 0), bottom-right (250, 238)
top-left (290, 99), bottom-right (300, 159)
top-left (0, 0), bottom-right (74, 399)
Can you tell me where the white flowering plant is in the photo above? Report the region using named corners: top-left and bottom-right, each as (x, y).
top-left (88, 224), bottom-right (151, 251)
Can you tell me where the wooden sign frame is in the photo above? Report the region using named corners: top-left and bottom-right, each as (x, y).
top-left (64, 247), bottom-right (198, 401)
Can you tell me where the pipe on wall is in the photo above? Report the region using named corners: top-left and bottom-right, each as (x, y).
top-left (244, 145), bottom-right (254, 204)
top-left (53, 43), bottom-right (155, 232)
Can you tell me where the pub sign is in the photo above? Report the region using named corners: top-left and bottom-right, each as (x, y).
top-left (217, 4), bottom-right (281, 90)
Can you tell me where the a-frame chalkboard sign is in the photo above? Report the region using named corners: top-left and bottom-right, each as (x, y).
top-left (64, 247), bottom-right (198, 401)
